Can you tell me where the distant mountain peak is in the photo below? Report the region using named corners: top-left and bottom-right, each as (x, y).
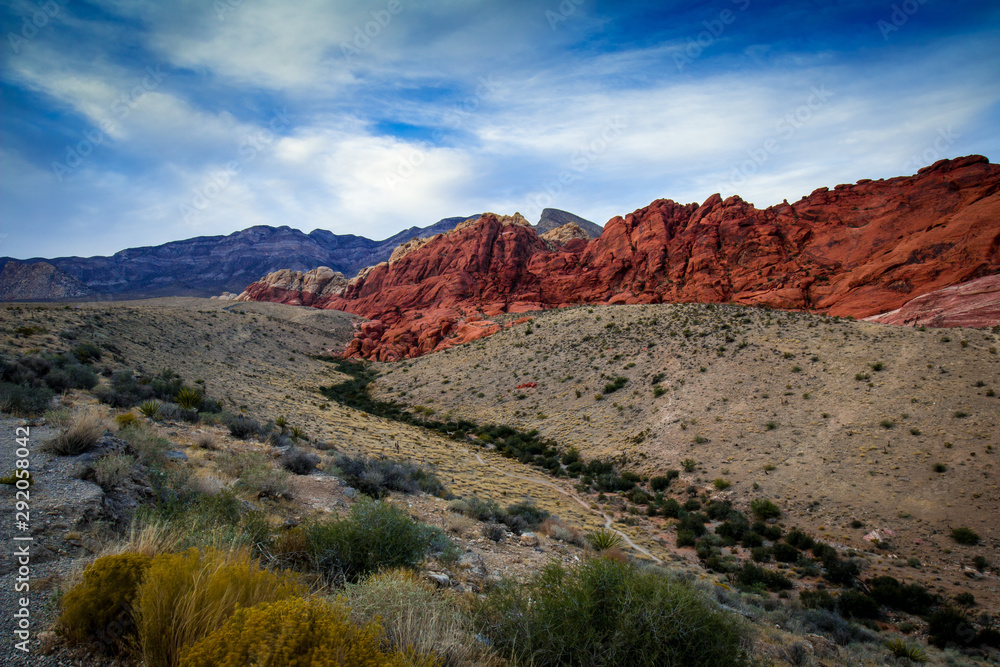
top-left (536, 209), bottom-right (603, 238)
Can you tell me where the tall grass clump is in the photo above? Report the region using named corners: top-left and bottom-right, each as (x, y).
top-left (345, 569), bottom-right (479, 665)
top-left (475, 558), bottom-right (751, 667)
top-left (136, 547), bottom-right (303, 667)
top-left (46, 407), bottom-right (107, 455)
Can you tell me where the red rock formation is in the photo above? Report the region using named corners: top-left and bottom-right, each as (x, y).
top-left (240, 156), bottom-right (1000, 360)
top-left (865, 274), bottom-right (1000, 328)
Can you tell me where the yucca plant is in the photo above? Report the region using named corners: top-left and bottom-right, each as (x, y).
top-left (586, 528), bottom-right (623, 551)
top-left (137, 400), bottom-right (162, 420)
top-left (886, 636), bottom-right (927, 663)
top-left (275, 416), bottom-right (288, 431)
top-left (290, 426), bottom-right (306, 442)
top-left (175, 387), bottom-right (203, 411)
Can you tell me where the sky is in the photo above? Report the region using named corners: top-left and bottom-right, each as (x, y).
top-left (1, 0), bottom-right (998, 259)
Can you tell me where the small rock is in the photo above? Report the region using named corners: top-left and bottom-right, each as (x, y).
top-left (520, 532), bottom-right (539, 547)
top-left (426, 573), bottom-right (450, 587)
top-left (165, 450), bottom-right (188, 461)
top-left (343, 487), bottom-right (357, 498)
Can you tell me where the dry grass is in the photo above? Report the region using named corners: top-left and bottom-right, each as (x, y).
top-left (93, 453), bottom-right (135, 489)
top-left (343, 568), bottom-right (484, 666)
top-left (193, 432), bottom-right (218, 450)
top-left (45, 406), bottom-right (107, 455)
top-left (445, 513), bottom-right (477, 537)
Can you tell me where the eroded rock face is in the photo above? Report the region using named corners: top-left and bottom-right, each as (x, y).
top-left (236, 267), bottom-right (347, 306)
top-left (0, 261), bottom-right (93, 301)
top-left (240, 156), bottom-right (1000, 360)
top-left (866, 274), bottom-right (1000, 328)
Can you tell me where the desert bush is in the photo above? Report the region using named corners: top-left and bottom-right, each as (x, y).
top-left (868, 576), bottom-right (938, 615)
top-left (306, 498), bottom-right (432, 583)
top-left (216, 451), bottom-right (268, 479)
top-left (334, 453), bottom-right (445, 498)
top-left (504, 499), bottom-right (550, 532)
top-left (115, 412), bottom-right (140, 429)
top-left (837, 590), bottom-right (880, 619)
top-left (539, 517), bottom-right (586, 547)
top-left (225, 414), bottom-right (269, 440)
top-left (799, 589), bottom-right (836, 611)
top-left (681, 458), bottom-right (697, 472)
top-left (602, 376), bottom-right (627, 394)
top-left (237, 464), bottom-right (290, 500)
top-left (950, 527), bottom-right (980, 545)
top-left (58, 552), bottom-right (153, 653)
top-left (750, 498), bottom-right (781, 520)
top-left (344, 568), bottom-right (474, 666)
top-left (47, 408), bottom-right (107, 455)
top-left (660, 498), bottom-right (681, 518)
top-left (193, 432), bottom-right (217, 450)
top-left (475, 558), bottom-right (751, 666)
top-left (483, 522), bottom-right (506, 543)
top-left (136, 547), bottom-right (303, 667)
top-left (927, 606), bottom-right (976, 648)
top-left (732, 563), bottom-right (791, 591)
top-left (448, 495), bottom-right (502, 522)
top-left (93, 454), bottom-right (136, 490)
top-left (179, 597), bottom-right (406, 667)
top-left (280, 447), bottom-right (320, 475)
top-left (800, 608), bottom-right (877, 646)
top-left (136, 490), bottom-right (272, 556)
top-left (772, 542), bottom-right (800, 563)
top-left (118, 423), bottom-right (170, 465)
top-left (0, 381), bottom-right (54, 416)
top-left (73, 342), bottom-right (102, 363)
top-left (649, 473), bottom-right (676, 491)
top-left (95, 370), bottom-right (155, 408)
top-left (785, 529), bottom-right (814, 550)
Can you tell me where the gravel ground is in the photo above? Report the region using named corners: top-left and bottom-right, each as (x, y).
top-left (0, 416), bottom-right (103, 666)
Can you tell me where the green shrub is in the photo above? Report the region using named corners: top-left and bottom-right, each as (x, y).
top-left (799, 589), bottom-right (836, 611)
top-left (448, 495), bottom-right (501, 522)
top-left (73, 342), bottom-right (103, 363)
top-left (785, 529), bottom-right (814, 550)
top-left (475, 558), bottom-right (751, 666)
top-left (750, 498), bottom-right (781, 520)
top-left (733, 563), bottom-right (791, 591)
top-left (58, 552), bottom-right (152, 652)
top-left (649, 475), bottom-right (673, 492)
top-left (837, 590), bottom-right (879, 619)
top-left (586, 528), bottom-right (623, 551)
top-left (334, 454), bottom-right (445, 498)
top-left (772, 542), bottom-right (799, 563)
top-left (504, 499), bottom-right (550, 531)
top-left (118, 423), bottom-right (170, 465)
top-left (226, 415), bottom-right (268, 440)
top-left (0, 381), bottom-right (54, 416)
top-left (950, 527), bottom-right (980, 545)
top-left (306, 498), bottom-right (432, 583)
top-left (137, 547), bottom-right (303, 667)
top-left (927, 607), bottom-right (976, 648)
top-left (138, 400), bottom-right (162, 419)
top-left (713, 478), bottom-right (730, 490)
top-left (93, 454), bottom-right (136, 490)
top-left (602, 376), bottom-right (628, 394)
top-left (868, 576), bottom-right (938, 615)
top-left (681, 458), bottom-right (697, 472)
top-left (178, 597), bottom-right (406, 667)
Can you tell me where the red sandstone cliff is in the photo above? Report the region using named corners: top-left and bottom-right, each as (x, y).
top-left (239, 156), bottom-right (1000, 360)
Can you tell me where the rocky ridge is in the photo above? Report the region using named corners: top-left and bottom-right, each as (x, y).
top-left (239, 155), bottom-right (1000, 360)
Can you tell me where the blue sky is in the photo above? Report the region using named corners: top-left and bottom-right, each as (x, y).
top-left (1, 0), bottom-right (998, 259)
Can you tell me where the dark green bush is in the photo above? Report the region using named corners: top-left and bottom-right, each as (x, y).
top-left (660, 498), bottom-right (681, 518)
top-left (868, 576), bottom-right (938, 615)
top-left (950, 527), bottom-right (980, 546)
top-left (504, 499), bottom-right (550, 531)
top-left (732, 563), bottom-right (791, 591)
top-left (800, 589), bottom-right (836, 611)
top-left (602, 376), bottom-right (628, 394)
top-left (750, 498), bottom-right (781, 520)
top-left (772, 542), bottom-right (800, 563)
top-left (649, 475), bottom-right (672, 492)
top-left (927, 607), bottom-right (977, 648)
top-left (475, 558), bottom-right (751, 666)
top-left (73, 342), bottom-right (103, 363)
top-left (225, 414), bottom-right (270, 440)
top-left (0, 381), bottom-right (54, 416)
top-left (837, 590), bottom-right (879, 619)
top-left (306, 498), bottom-right (432, 582)
top-left (785, 529), bottom-right (814, 550)
top-left (752, 521), bottom-right (783, 541)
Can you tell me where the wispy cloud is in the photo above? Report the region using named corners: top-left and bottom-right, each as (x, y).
top-left (0, 0), bottom-right (998, 259)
